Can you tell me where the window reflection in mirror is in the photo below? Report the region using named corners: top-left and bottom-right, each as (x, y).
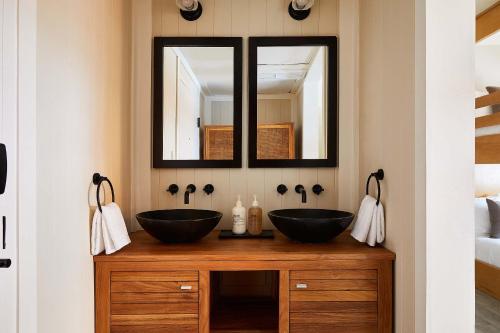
top-left (257, 46), bottom-right (327, 160)
top-left (162, 46), bottom-right (234, 161)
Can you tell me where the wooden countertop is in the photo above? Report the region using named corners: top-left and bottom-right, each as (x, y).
top-left (94, 231), bottom-right (395, 262)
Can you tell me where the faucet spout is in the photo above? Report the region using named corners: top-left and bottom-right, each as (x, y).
top-left (295, 185), bottom-right (307, 203)
top-left (184, 184), bottom-right (196, 205)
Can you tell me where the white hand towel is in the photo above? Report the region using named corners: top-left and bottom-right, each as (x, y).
top-left (375, 202), bottom-right (385, 244)
top-left (91, 202), bottom-right (131, 255)
top-left (351, 195), bottom-right (377, 243)
top-left (91, 209), bottom-right (105, 255)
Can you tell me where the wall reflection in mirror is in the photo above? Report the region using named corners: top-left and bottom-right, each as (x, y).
top-left (257, 46), bottom-right (327, 160)
top-left (162, 46), bottom-right (234, 161)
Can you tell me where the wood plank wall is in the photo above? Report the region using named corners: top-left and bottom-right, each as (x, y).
top-left (143, 0), bottom-right (350, 230)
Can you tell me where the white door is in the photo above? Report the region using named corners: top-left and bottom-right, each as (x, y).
top-left (176, 60), bottom-right (200, 160)
top-left (0, 1), bottom-right (18, 332)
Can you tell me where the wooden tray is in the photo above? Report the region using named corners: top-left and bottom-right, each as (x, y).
top-left (219, 230), bottom-right (274, 239)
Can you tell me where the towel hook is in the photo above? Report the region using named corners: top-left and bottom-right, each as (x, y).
top-left (365, 169), bottom-right (384, 206)
top-left (93, 173), bottom-right (115, 213)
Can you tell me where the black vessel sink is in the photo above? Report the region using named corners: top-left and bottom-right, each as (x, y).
top-left (268, 209), bottom-right (354, 243)
top-left (136, 209), bottom-right (222, 243)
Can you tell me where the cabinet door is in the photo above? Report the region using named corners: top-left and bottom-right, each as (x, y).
top-left (109, 271), bottom-right (199, 333)
top-left (289, 270), bottom-right (378, 333)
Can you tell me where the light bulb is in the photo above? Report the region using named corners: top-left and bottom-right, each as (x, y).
top-left (292, 0), bottom-right (314, 11)
top-left (176, 0), bottom-right (199, 11)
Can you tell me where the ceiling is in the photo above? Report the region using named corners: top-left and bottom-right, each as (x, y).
top-left (257, 46), bottom-right (321, 95)
top-left (177, 47), bottom-right (234, 97)
top-left (477, 0), bottom-right (499, 14)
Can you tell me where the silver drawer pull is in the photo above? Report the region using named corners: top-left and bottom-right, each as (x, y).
top-left (296, 283), bottom-right (308, 289)
top-left (180, 285), bottom-right (193, 291)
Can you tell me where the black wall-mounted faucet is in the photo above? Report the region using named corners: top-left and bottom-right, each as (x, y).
top-left (184, 184), bottom-right (196, 204)
top-left (203, 184), bottom-right (215, 195)
top-left (167, 184), bottom-right (179, 195)
top-left (277, 184), bottom-right (288, 195)
top-left (295, 185), bottom-right (307, 203)
top-left (312, 184), bottom-right (324, 195)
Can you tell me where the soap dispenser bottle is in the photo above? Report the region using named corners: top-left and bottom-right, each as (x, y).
top-left (232, 195), bottom-right (246, 235)
top-left (247, 195), bottom-right (263, 236)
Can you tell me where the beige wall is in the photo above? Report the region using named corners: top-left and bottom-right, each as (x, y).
top-left (359, 1), bottom-right (416, 332)
top-left (132, 0), bottom-right (359, 230)
top-left (36, 1), bottom-right (131, 332)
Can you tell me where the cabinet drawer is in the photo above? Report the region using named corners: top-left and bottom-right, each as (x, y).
top-left (111, 313), bottom-right (198, 326)
top-left (112, 281), bottom-right (198, 293)
top-left (111, 291), bottom-right (198, 304)
top-left (290, 270), bottom-right (377, 280)
top-left (112, 303), bottom-right (199, 315)
top-left (290, 279), bottom-right (377, 291)
top-left (110, 325), bottom-right (198, 333)
top-left (290, 313), bottom-right (377, 333)
top-left (290, 301), bottom-right (377, 313)
top-left (112, 271), bottom-right (198, 282)
top-left (290, 290), bottom-right (377, 302)
top-left (289, 270), bottom-right (378, 333)
top-left (109, 271), bottom-right (199, 333)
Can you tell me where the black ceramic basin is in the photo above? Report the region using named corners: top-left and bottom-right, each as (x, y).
top-left (136, 209), bottom-right (222, 243)
top-left (268, 209), bottom-right (354, 243)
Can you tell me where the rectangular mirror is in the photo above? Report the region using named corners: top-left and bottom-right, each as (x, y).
top-left (153, 37), bottom-right (242, 168)
top-left (248, 37), bottom-right (338, 168)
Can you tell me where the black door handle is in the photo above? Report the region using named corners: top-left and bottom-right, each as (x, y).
top-left (0, 259), bottom-right (11, 268)
top-left (0, 143), bottom-right (6, 194)
top-left (2, 216), bottom-right (6, 249)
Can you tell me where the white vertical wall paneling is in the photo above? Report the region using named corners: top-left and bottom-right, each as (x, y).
top-left (266, 0), bottom-right (284, 35)
top-left (282, 168), bottom-right (300, 207)
top-left (193, 0), bottom-right (215, 212)
top-left (249, 0), bottom-right (267, 36)
top-left (149, 8), bottom-right (159, 223)
top-left (337, 0), bottom-right (358, 212)
top-left (132, 0), bottom-right (153, 230)
top-left (263, 169), bottom-right (283, 226)
top-left (283, 0), bottom-right (301, 36)
top-left (302, 0), bottom-right (319, 36)
top-left (163, 0), bottom-right (179, 36)
top-left (299, 168), bottom-right (319, 208)
top-left (159, 168), bottom-right (177, 209)
top-left (213, 0), bottom-right (232, 37)
top-left (144, 0), bottom-right (357, 229)
top-left (319, 0), bottom-right (339, 35)
top-left (197, 0), bottom-right (215, 35)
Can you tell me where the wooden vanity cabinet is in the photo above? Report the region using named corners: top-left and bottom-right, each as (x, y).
top-left (95, 232), bottom-right (394, 333)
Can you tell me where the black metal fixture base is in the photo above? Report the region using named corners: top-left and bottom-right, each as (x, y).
top-left (180, 2), bottom-right (203, 21)
top-left (288, 2), bottom-right (310, 21)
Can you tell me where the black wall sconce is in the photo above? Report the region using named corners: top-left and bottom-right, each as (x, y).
top-left (288, 0), bottom-right (314, 21)
top-left (177, 0), bottom-right (203, 21)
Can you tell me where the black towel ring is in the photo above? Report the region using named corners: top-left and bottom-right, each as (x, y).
top-left (365, 169), bottom-right (384, 206)
top-left (93, 173), bottom-right (115, 213)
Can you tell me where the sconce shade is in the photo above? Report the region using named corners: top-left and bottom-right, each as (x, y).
top-left (176, 0), bottom-right (203, 21)
top-left (289, 0), bottom-right (314, 21)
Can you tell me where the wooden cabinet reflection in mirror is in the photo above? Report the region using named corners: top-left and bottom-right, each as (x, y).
top-left (257, 123), bottom-right (295, 160)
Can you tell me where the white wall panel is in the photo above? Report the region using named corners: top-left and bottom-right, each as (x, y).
top-left (139, 0), bottom-right (359, 230)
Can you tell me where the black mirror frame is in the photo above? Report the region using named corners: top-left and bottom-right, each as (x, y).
top-left (152, 37), bottom-right (243, 168)
top-left (248, 36), bottom-right (338, 168)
